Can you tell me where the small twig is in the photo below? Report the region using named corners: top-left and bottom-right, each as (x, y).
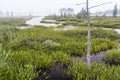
top-left (76, 2), bottom-right (86, 5)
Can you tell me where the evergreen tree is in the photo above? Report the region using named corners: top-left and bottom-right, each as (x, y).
top-left (76, 7), bottom-right (87, 19)
top-left (113, 4), bottom-right (117, 18)
top-left (81, 8), bottom-right (87, 18)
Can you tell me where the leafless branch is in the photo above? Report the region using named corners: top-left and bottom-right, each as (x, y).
top-left (89, 2), bottom-right (112, 9)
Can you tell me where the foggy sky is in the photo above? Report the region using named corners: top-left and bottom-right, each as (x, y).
top-left (0, 0), bottom-right (119, 16)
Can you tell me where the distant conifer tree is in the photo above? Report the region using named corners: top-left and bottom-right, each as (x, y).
top-left (113, 4), bottom-right (117, 18)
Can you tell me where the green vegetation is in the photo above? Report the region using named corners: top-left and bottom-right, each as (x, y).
top-left (106, 49), bottom-right (120, 64)
top-left (44, 16), bottom-right (120, 28)
top-left (40, 20), bottom-right (60, 24)
top-left (0, 18), bottom-right (29, 26)
top-left (67, 62), bottom-right (120, 80)
top-left (9, 27), bottom-right (119, 56)
top-left (0, 16), bottom-right (120, 80)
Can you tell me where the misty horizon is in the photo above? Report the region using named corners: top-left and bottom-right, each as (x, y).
top-left (0, 0), bottom-right (120, 16)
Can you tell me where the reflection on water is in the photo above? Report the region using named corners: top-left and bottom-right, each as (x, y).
top-left (114, 29), bottom-right (120, 34)
top-left (26, 17), bottom-right (60, 27)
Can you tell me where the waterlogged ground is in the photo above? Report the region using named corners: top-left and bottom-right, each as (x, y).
top-left (22, 17), bottom-right (120, 64)
top-left (18, 17), bottom-right (120, 34)
top-left (1, 17), bottom-right (120, 80)
top-left (17, 17), bottom-right (120, 64)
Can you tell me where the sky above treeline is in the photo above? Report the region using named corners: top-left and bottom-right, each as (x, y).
top-left (0, 0), bottom-right (119, 16)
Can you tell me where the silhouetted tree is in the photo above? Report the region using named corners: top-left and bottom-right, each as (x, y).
top-left (59, 8), bottom-right (74, 17)
top-left (59, 8), bottom-right (63, 16)
top-left (11, 11), bottom-right (13, 17)
top-left (67, 8), bottom-right (74, 16)
top-left (76, 7), bottom-right (87, 19)
top-left (113, 4), bottom-right (117, 18)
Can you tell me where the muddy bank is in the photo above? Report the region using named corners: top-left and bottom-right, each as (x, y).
top-left (36, 63), bottom-right (69, 80)
top-left (76, 52), bottom-right (106, 64)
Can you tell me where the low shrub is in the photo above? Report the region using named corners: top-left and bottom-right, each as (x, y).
top-left (91, 38), bottom-right (118, 53)
top-left (7, 51), bottom-right (53, 69)
top-left (62, 41), bottom-right (87, 56)
top-left (67, 62), bottom-right (120, 80)
top-left (0, 50), bottom-right (37, 80)
top-left (51, 51), bottom-right (71, 66)
top-left (91, 29), bottom-right (120, 40)
top-left (61, 38), bottom-right (118, 56)
top-left (0, 64), bottom-right (37, 80)
top-left (42, 40), bottom-right (60, 51)
top-left (105, 49), bottom-right (120, 65)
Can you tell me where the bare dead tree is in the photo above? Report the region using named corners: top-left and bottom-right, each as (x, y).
top-left (76, 1), bottom-right (112, 68)
top-left (86, 0), bottom-right (91, 68)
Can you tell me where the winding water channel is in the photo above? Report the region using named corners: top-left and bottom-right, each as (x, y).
top-left (26, 17), bottom-right (60, 27)
top-left (19, 17), bottom-right (120, 34)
